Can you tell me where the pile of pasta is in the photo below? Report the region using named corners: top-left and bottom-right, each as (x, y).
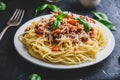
top-left (19, 14), bottom-right (108, 65)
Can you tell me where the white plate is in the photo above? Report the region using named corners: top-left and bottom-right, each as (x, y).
top-left (14, 14), bottom-right (115, 69)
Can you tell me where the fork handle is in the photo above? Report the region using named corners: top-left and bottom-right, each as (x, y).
top-left (0, 26), bottom-right (10, 40)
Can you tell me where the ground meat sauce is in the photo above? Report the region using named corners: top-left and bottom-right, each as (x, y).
top-left (34, 13), bottom-right (95, 45)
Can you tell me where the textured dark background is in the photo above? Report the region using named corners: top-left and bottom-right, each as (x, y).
top-left (0, 0), bottom-right (120, 80)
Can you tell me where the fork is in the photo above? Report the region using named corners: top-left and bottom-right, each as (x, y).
top-left (0, 9), bottom-right (25, 40)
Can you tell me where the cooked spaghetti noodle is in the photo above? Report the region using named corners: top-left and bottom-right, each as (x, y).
top-left (19, 12), bottom-right (108, 65)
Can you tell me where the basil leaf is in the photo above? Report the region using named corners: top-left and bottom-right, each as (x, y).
top-left (53, 19), bottom-right (61, 30)
top-left (29, 74), bottom-right (41, 80)
top-left (59, 12), bottom-right (68, 19)
top-left (52, 12), bottom-right (67, 30)
top-left (48, 5), bottom-right (61, 12)
top-left (0, 1), bottom-right (6, 10)
top-left (92, 11), bottom-right (116, 31)
top-left (35, 4), bottom-right (62, 15)
top-left (76, 18), bottom-right (91, 32)
top-left (56, 12), bottom-right (68, 20)
top-left (97, 19), bottom-right (116, 31)
top-left (35, 4), bottom-right (48, 15)
top-left (92, 11), bottom-right (108, 20)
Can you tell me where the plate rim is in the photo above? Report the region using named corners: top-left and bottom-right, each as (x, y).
top-left (14, 14), bottom-right (115, 69)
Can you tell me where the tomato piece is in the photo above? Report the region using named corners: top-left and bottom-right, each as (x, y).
top-left (69, 19), bottom-right (77, 25)
top-left (51, 46), bottom-right (60, 51)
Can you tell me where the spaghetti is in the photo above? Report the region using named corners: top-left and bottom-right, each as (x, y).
top-left (19, 12), bottom-right (108, 65)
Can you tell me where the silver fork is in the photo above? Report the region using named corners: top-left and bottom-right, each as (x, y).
top-left (0, 9), bottom-right (25, 40)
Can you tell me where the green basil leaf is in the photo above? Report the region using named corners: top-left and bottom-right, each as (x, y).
top-left (97, 19), bottom-right (116, 31)
top-left (76, 18), bottom-right (91, 32)
top-left (48, 5), bottom-right (61, 12)
top-left (59, 12), bottom-right (68, 19)
top-left (53, 19), bottom-right (61, 30)
top-left (52, 12), bottom-right (67, 30)
top-left (35, 4), bottom-right (62, 15)
top-left (92, 11), bottom-right (108, 20)
top-left (35, 4), bottom-right (48, 15)
top-left (0, 1), bottom-right (6, 10)
top-left (56, 12), bottom-right (68, 20)
top-left (29, 74), bottom-right (41, 80)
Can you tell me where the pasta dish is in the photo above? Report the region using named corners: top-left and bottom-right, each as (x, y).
top-left (19, 12), bottom-right (108, 65)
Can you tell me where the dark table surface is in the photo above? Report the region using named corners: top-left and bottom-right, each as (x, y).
top-left (0, 0), bottom-right (120, 80)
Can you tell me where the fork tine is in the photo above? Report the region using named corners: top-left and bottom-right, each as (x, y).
top-left (10, 9), bottom-right (18, 21)
top-left (18, 10), bottom-right (25, 24)
top-left (14, 9), bottom-right (21, 20)
top-left (16, 9), bottom-right (22, 22)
